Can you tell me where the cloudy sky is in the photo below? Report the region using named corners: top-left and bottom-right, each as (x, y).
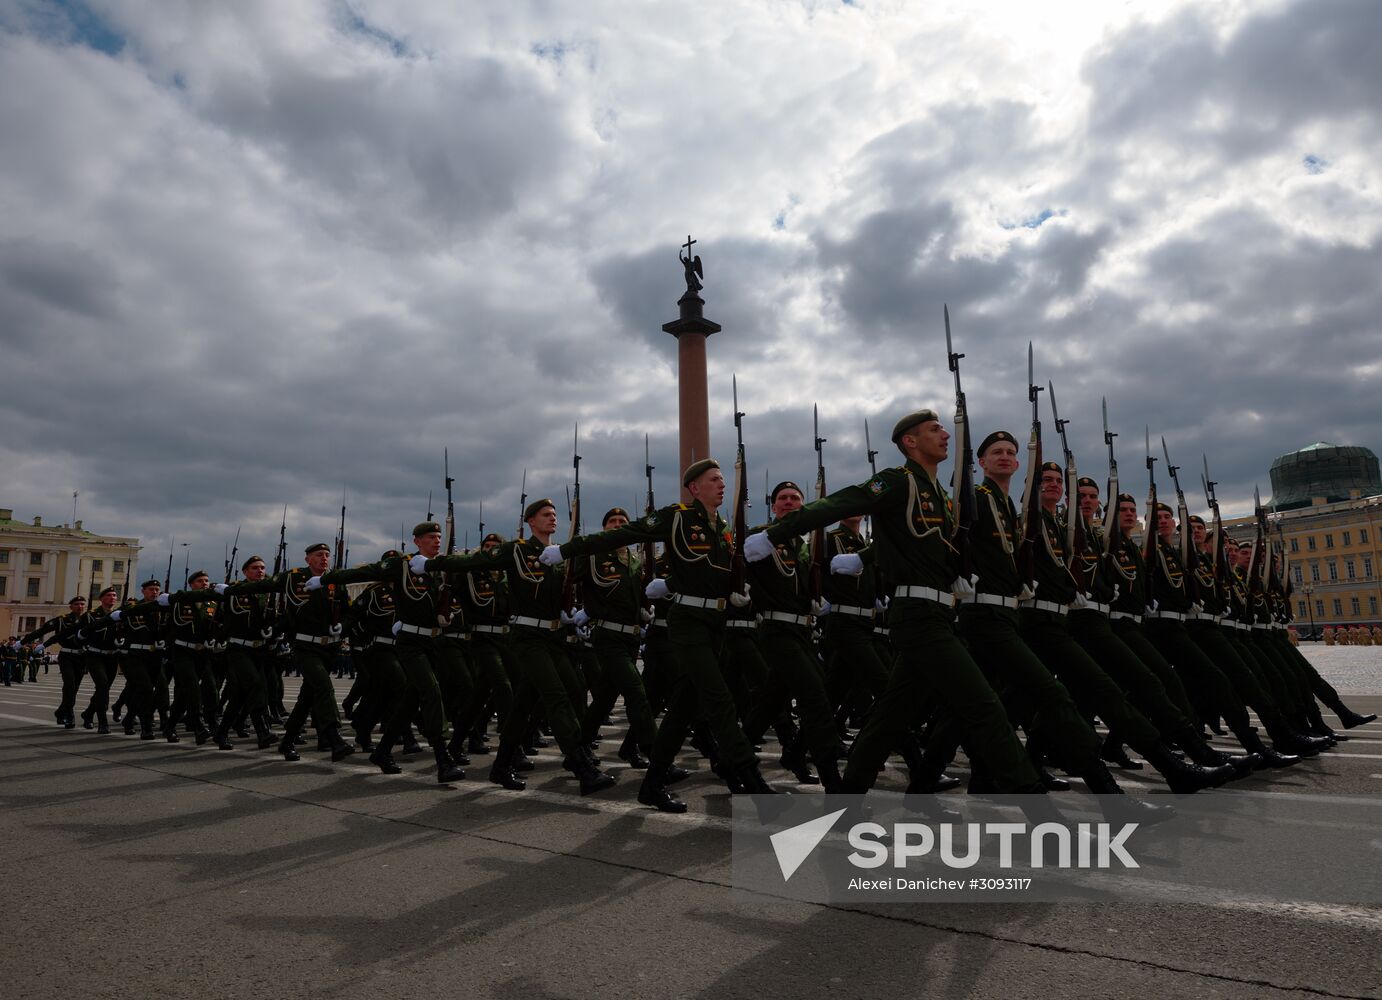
top-left (2, 0), bottom-right (1379, 576)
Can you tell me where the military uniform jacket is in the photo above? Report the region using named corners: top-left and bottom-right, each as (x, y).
top-left (311, 558), bottom-right (452, 632)
top-left (24, 611), bottom-right (85, 655)
top-left (1070, 519), bottom-right (1116, 605)
top-left (969, 478), bottom-right (1022, 598)
top-left (1031, 509), bottom-right (1077, 605)
top-left (561, 501), bottom-right (733, 601)
top-left (1191, 549), bottom-right (1226, 616)
top-left (454, 563), bottom-right (507, 629)
top-left (574, 547), bottom-right (643, 627)
top-left (346, 583), bottom-right (397, 645)
top-left (427, 537), bottom-right (568, 623)
top-left (1148, 538), bottom-right (1191, 613)
top-left (822, 525), bottom-right (876, 609)
top-left (55, 608), bottom-right (118, 652)
top-left (766, 460), bottom-right (956, 594)
top-left (746, 529), bottom-right (810, 617)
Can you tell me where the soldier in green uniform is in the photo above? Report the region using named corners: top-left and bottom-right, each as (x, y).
top-left (25, 596), bottom-right (88, 727)
top-left (59, 587), bottom-right (120, 733)
top-left (454, 533), bottom-right (513, 755)
top-left (820, 513), bottom-right (887, 742)
top-left (744, 412), bottom-right (1048, 798)
top-left (195, 557), bottom-right (280, 750)
top-left (543, 460), bottom-right (774, 812)
top-left (340, 551), bottom-right (404, 753)
top-left (105, 579), bottom-right (166, 740)
top-left (2, 638), bottom-right (16, 686)
top-left (419, 505), bottom-right (615, 795)
top-left (225, 543), bottom-right (360, 763)
top-left (741, 482), bottom-right (846, 790)
top-left (572, 507), bottom-right (659, 769)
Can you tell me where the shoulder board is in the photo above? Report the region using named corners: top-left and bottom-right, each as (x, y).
top-left (674, 503), bottom-right (692, 511)
top-left (976, 484), bottom-right (992, 495)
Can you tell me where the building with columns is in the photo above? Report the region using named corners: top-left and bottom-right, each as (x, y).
top-left (0, 507), bottom-right (140, 641)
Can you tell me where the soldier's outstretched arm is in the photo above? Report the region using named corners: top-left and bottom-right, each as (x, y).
top-left (558, 504), bottom-right (678, 560)
top-left (765, 472), bottom-right (899, 545)
top-left (421, 543), bottom-right (510, 575)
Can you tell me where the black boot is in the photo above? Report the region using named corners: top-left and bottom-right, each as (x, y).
top-left (467, 733), bottom-right (491, 755)
top-left (370, 748), bottom-right (403, 774)
top-left (1338, 707), bottom-right (1378, 729)
top-left (1242, 730), bottom-right (1300, 768)
top-left (511, 750), bottom-right (535, 773)
top-left (779, 729), bottom-right (819, 785)
top-left (1099, 739), bottom-right (1143, 770)
top-left (571, 750), bottom-right (616, 796)
top-left (97, 712), bottom-right (110, 735)
top-left (446, 735), bottom-right (470, 767)
top-left (619, 747), bottom-right (651, 770)
top-left (488, 744), bottom-right (526, 791)
top-left (638, 764), bottom-right (688, 813)
top-left (1141, 743), bottom-right (1235, 793)
top-left (194, 726), bottom-right (212, 746)
top-left (213, 723), bottom-right (236, 751)
top-left (816, 755), bottom-right (846, 794)
top-left (732, 761), bottom-right (778, 794)
top-left (278, 732), bottom-right (301, 761)
top-left (123, 715), bottom-right (136, 736)
top-left (252, 711), bottom-right (276, 750)
top-left (663, 763), bottom-right (691, 785)
top-left (1181, 736), bottom-right (1255, 773)
top-left (326, 727), bottom-right (355, 762)
top-left (353, 727), bottom-right (376, 753)
top-left (1080, 760), bottom-right (1174, 825)
top-left (435, 747), bottom-right (465, 784)
top-left (81, 709), bottom-right (94, 730)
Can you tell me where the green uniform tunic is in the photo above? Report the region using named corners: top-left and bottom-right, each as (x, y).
top-left (343, 582), bottom-right (409, 745)
top-left (764, 460), bottom-right (1042, 793)
top-left (453, 561), bottom-right (515, 741)
top-left (821, 526), bottom-right (888, 726)
top-left (25, 612), bottom-right (86, 724)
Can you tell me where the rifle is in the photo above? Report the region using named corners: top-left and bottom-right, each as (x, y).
top-left (427, 490), bottom-right (433, 521)
top-left (478, 501), bottom-right (485, 541)
top-left (1202, 455), bottom-right (1227, 603)
top-left (331, 488), bottom-right (346, 628)
top-left (444, 449), bottom-right (456, 555)
top-left (864, 417), bottom-right (884, 599)
top-left (1048, 380), bottom-right (1087, 593)
top-left (1101, 398), bottom-right (1122, 557)
top-left (1142, 429), bottom-right (1161, 577)
top-left (808, 404), bottom-right (828, 604)
top-left (265, 505), bottom-right (288, 634)
top-left (1248, 485), bottom-right (1269, 600)
top-left (517, 468), bottom-right (528, 540)
top-left (946, 305), bottom-right (976, 585)
top-left (1161, 436), bottom-right (1198, 604)
top-left (122, 545), bottom-right (133, 605)
top-left (561, 424), bottom-right (582, 616)
top-left (729, 375), bottom-right (749, 596)
top-left (641, 434), bottom-right (657, 604)
top-left (164, 537), bottom-right (174, 593)
top-left (224, 525), bottom-right (241, 584)
top-left (1016, 343), bottom-right (1044, 591)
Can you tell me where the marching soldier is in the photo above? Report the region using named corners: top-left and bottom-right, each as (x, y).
top-left (453, 532), bottom-right (514, 755)
top-left (24, 596), bottom-right (88, 728)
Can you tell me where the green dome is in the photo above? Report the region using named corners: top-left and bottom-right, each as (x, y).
top-left (1268, 443), bottom-right (1382, 511)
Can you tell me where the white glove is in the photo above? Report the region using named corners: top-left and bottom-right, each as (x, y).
top-left (109, 610), bottom-right (122, 622)
top-left (76, 630), bottom-right (86, 642)
top-left (1148, 599), bottom-right (1159, 613)
top-left (729, 587), bottom-right (751, 608)
top-left (154, 640), bottom-right (165, 650)
top-left (574, 609), bottom-right (590, 627)
top-left (305, 576), bottom-right (323, 591)
top-left (744, 532), bottom-right (774, 563)
top-left (639, 607), bottom-right (654, 623)
top-left (645, 578), bottom-right (671, 600)
top-left (560, 610), bottom-right (576, 626)
top-left (213, 583), bottom-right (227, 595)
top-left (115, 638), bottom-right (126, 648)
top-left (539, 544), bottom-right (563, 566)
top-left (1070, 593), bottom-right (1090, 610)
top-left (328, 623), bottom-right (343, 637)
top-left (261, 627), bottom-right (274, 639)
top-left (1017, 584), bottom-right (1036, 602)
top-left (1110, 584), bottom-right (1120, 605)
top-left (830, 553), bottom-right (864, 576)
top-left (812, 598), bottom-right (831, 617)
top-left (156, 593), bottom-right (170, 606)
top-left (1191, 601), bottom-right (1204, 614)
top-left (391, 621), bottom-right (403, 635)
top-left (951, 575), bottom-right (977, 600)
top-left (408, 554), bottom-right (429, 575)
top-left (874, 598), bottom-right (887, 612)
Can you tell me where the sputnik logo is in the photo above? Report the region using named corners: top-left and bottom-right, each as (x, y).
top-left (769, 807), bottom-right (847, 881)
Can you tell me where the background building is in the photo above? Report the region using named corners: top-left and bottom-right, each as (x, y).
top-left (1223, 443), bottom-right (1382, 635)
top-left (0, 507), bottom-right (140, 642)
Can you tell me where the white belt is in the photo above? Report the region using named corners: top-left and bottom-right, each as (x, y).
top-left (893, 585), bottom-right (951, 605)
top-left (1232, 621), bottom-right (1251, 631)
top-left (294, 633), bottom-right (340, 645)
top-left (873, 626), bottom-right (890, 637)
top-left (1146, 611), bottom-right (1184, 622)
top-left (371, 636), bottom-right (396, 646)
top-left (173, 640), bottom-right (207, 650)
top-left (511, 616), bottom-right (561, 631)
top-left (760, 611), bottom-right (811, 627)
top-left (1109, 611), bottom-right (1142, 624)
top-left (397, 623), bottom-right (442, 637)
top-left (830, 604), bottom-right (876, 618)
top-left (1080, 600), bottom-right (1110, 614)
top-left (471, 624), bottom-right (509, 635)
top-left (725, 619), bottom-right (758, 630)
top-left (1185, 612), bottom-right (1219, 623)
top-left (673, 594), bottom-right (727, 611)
top-left (227, 637), bottom-right (264, 648)
top-left (963, 593), bottom-right (1020, 610)
top-left (1019, 599), bottom-right (1068, 616)
top-left (596, 621), bottom-right (640, 635)
top-left (125, 642), bottom-right (157, 651)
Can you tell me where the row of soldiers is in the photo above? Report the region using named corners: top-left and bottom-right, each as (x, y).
top-left (23, 408), bottom-right (1377, 819)
top-left (1322, 625), bottom-right (1381, 646)
top-left (1, 639), bottom-right (47, 685)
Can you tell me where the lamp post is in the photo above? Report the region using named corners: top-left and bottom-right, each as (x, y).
top-left (1302, 582), bottom-right (1316, 640)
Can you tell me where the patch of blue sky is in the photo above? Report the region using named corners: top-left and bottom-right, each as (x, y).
top-left (48, 0), bottom-right (125, 56)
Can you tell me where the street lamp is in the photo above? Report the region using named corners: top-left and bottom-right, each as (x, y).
top-left (1302, 583), bottom-right (1316, 640)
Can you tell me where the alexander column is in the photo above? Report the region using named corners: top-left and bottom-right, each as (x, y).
top-left (662, 236), bottom-right (721, 500)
